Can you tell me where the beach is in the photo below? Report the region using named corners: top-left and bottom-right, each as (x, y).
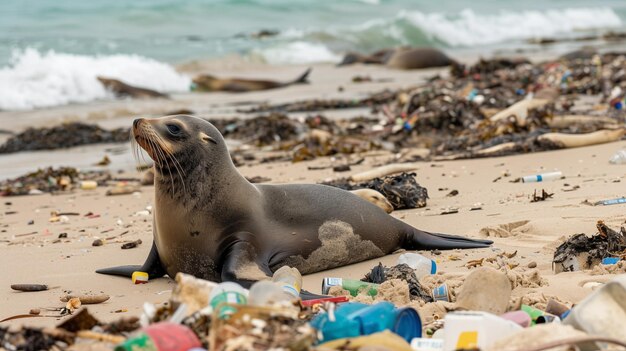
top-left (1, 1), bottom-right (626, 349)
top-left (1, 58), bottom-right (625, 329)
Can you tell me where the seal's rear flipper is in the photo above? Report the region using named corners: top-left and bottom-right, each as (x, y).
top-left (292, 68), bottom-right (312, 84)
top-left (405, 227), bottom-right (493, 250)
top-left (96, 242), bottom-right (166, 279)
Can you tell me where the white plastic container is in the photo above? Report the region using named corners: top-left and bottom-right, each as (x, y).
top-left (411, 337), bottom-right (443, 351)
top-left (397, 253), bottom-right (437, 279)
top-left (563, 275), bottom-right (626, 346)
top-left (443, 312), bottom-right (522, 351)
top-left (522, 171), bottom-right (562, 183)
top-left (272, 266), bottom-right (302, 299)
top-left (248, 280), bottom-right (293, 306)
top-left (609, 149), bottom-right (626, 164)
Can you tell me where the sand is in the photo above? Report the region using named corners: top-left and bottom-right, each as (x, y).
top-left (1, 62), bottom-right (625, 328)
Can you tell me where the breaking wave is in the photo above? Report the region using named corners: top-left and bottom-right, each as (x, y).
top-left (0, 49), bottom-right (191, 111)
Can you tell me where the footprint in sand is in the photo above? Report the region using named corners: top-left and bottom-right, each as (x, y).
top-left (479, 220), bottom-right (531, 238)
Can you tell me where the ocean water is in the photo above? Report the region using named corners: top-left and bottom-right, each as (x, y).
top-left (2, 0), bottom-right (626, 110)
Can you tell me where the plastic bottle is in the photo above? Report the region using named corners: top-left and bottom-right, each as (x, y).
top-left (321, 278), bottom-right (378, 296)
top-left (248, 280), bottom-right (292, 306)
top-left (397, 253), bottom-right (437, 279)
top-left (271, 266), bottom-right (302, 299)
top-left (80, 180), bottom-right (98, 190)
top-left (208, 282), bottom-right (248, 318)
top-left (115, 322), bottom-right (201, 351)
top-left (609, 149), bottom-right (626, 164)
top-left (522, 171), bottom-right (562, 183)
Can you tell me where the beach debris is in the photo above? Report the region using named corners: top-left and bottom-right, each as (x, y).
top-left (363, 263), bottom-right (433, 302)
top-left (170, 272), bottom-right (217, 315)
top-left (57, 308), bottom-right (99, 333)
top-left (132, 271), bottom-right (149, 284)
top-left (117, 322), bottom-right (200, 351)
top-left (0, 167), bottom-right (112, 196)
top-left (444, 311), bottom-right (522, 351)
top-left (563, 275), bottom-right (626, 346)
top-left (522, 171), bottom-right (562, 183)
top-left (594, 197), bottom-right (626, 206)
top-left (348, 163), bottom-right (420, 183)
top-left (553, 221), bottom-right (626, 273)
top-left (530, 189), bottom-right (554, 202)
top-left (311, 302), bottom-right (420, 343)
top-left (0, 123), bottom-right (130, 154)
top-left (94, 155), bottom-right (111, 166)
top-left (324, 172), bottom-right (429, 210)
top-left (11, 284), bottom-right (48, 292)
top-left (92, 239), bottom-right (104, 247)
top-left (60, 294), bottom-right (110, 305)
top-left (609, 149), bottom-right (626, 164)
top-left (106, 184), bottom-right (140, 196)
top-left (455, 267), bottom-right (511, 315)
top-left (121, 239), bottom-right (142, 249)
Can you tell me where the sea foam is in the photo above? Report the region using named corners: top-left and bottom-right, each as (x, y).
top-left (401, 7), bottom-right (623, 46)
top-left (255, 41), bottom-right (341, 65)
top-left (0, 49), bottom-right (191, 111)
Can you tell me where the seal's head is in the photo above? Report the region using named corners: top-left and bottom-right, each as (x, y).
top-left (132, 115), bottom-right (229, 194)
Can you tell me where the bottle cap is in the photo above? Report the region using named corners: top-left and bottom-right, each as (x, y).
top-left (393, 307), bottom-right (422, 341)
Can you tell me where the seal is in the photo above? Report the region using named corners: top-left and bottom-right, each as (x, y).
top-left (97, 77), bottom-right (168, 99)
top-left (96, 115), bottom-right (491, 293)
top-left (192, 68), bottom-right (311, 92)
top-left (338, 47), bottom-right (456, 70)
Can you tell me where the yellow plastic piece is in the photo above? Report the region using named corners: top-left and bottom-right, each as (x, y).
top-left (132, 271), bottom-right (149, 284)
top-left (456, 331), bottom-right (478, 350)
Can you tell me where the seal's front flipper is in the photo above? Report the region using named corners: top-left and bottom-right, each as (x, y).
top-left (96, 241), bottom-right (166, 279)
top-left (405, 227), bottom-right (493, 250)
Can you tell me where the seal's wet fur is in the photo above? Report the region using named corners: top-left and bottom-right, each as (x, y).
top-left (97, 115), bottom-right (492, 297)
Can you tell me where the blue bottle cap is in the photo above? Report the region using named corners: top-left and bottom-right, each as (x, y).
top-left (602, 257), bottom-right (619, 265)
top-left (392, 307), bottom-right (422, 341)
top-left (430, 260), bottom-right (437, 274)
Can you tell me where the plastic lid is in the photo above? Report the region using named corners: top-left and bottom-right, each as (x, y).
top-left (430, 260), bottom-right (437, 274)
top-left (393, 307), bottom-right (422, 341)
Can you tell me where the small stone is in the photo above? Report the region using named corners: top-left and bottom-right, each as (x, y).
top-left (92, 239), bottom-right (104, 247)
top-left (27, 220), bottom-right (34, 225)
top-left (527, 261), bottom-right (537, 268)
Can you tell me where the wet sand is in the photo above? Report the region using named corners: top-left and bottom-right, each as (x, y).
top-left (1, 61), bottom-right (625, 327)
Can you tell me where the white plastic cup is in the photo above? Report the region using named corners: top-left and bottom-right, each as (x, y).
top-left (521, 171), bottom-right (562, 183)
top-left (397, 253), bottom-right (437, 280)
top-left (272, 266), bottom-right (302, 299)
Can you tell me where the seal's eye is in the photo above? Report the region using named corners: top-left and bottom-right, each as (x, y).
top-left (166, 124), bottom-right (181, 135)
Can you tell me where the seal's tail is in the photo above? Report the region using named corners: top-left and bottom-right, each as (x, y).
top-left (404, 226), bottom-right (492, 250)
top-left (292, 68), bottom-right (312, 84)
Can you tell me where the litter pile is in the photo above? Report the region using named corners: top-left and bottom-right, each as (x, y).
top-left (4, 248), bottom-right (626, 351)
top-left (0, 123), bottom-right (130, 154)
top-left (0, 166), bottom-right (144, 196)
top-left (324, 172), bottom-right (429, 210)
top-left (553, 221), bottom-right (626, 273)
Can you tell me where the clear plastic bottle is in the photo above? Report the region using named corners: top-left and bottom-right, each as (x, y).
top-left (397, 253), bottom-right (437, 280)
top-left (609, 149), bottom-right (626, 164)
top-left (208, 282), bottom-right (248, 317)
top-left (248, 280), bottom-right (293, 306)
top-left (271, 266), bottom-right (302, 299)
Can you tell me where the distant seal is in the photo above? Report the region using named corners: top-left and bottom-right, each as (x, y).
top-left (338, 47), bottom-right (456, 70)
top-left (97, 115), bottom-right (491, 295)
top-left (192, 68), bottom-right (311, 92)
top-left (97, 77), bottom-right (168, 99)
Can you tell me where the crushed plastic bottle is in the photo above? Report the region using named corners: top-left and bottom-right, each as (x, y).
top-left (397, 253), bottom-right (437, 280)
top-left (272, 266), bottom-right (302, 299)
top-left (248, 280), bottom-right (293, 306)
top-left (609, 149), bottom-right (626, 164)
